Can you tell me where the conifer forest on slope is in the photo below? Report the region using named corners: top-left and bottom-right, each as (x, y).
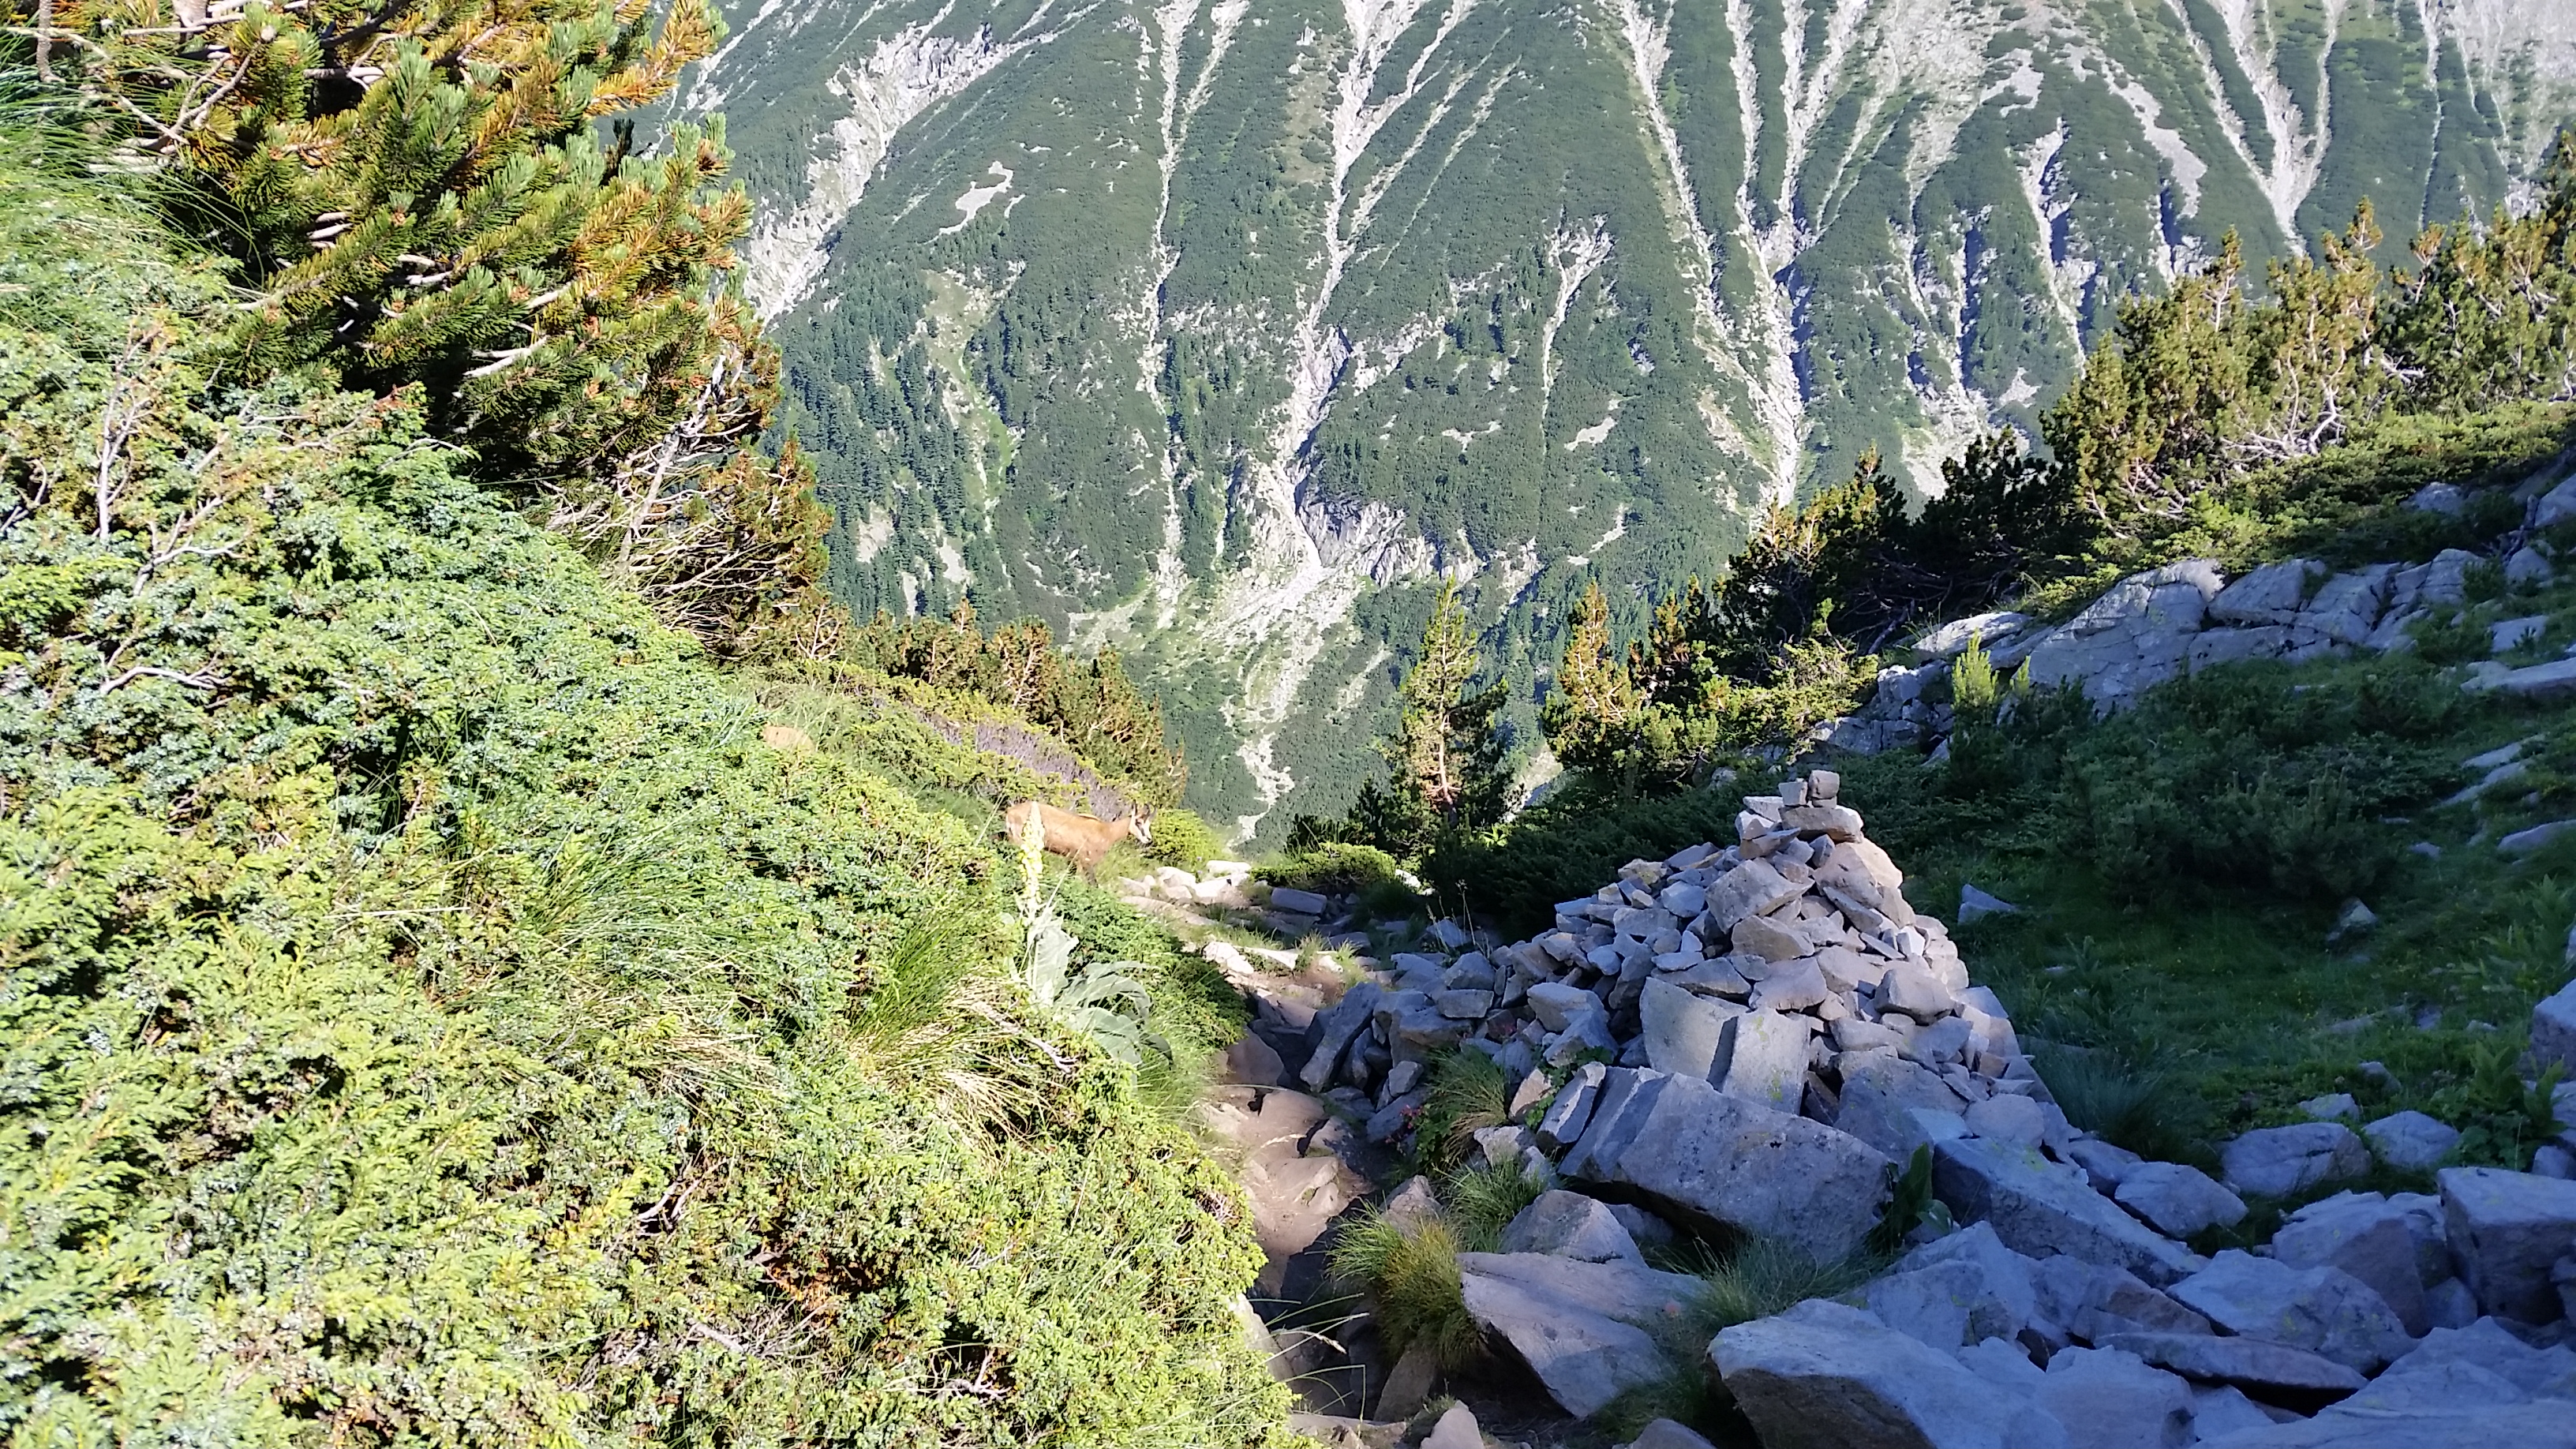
top-left (680, 0), bottom-right (2576, 838)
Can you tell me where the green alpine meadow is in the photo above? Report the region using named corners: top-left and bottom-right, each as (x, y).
top-left (8, 0), bottom-right (2576, 1443)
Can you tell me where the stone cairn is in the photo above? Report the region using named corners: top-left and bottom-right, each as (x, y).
top-left (1249, 769), bottom-right (2576, 1449)
top-left (1302, 767), bottom-right (2035, 1237)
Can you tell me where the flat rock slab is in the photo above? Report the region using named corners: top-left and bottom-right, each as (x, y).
top-left (1578, 1073), bottom-right (1892, 1263)
top-left (2096, 1332), bottom-right (2365, 1398)
top-left (1711, 1299), bottom-right (2069, 1449)
top-left (2196, 1404), bottom-right (2576, 1448)
top-left (2116, 1161), bottom-right (2247, 1237)
top-left (1934, 1136), bottom-right (2201, 1286)
top-left (2167, 1250), bottom-right (2413, 1373)
top-left (1455, 1252), bottom-right (1700, 1419)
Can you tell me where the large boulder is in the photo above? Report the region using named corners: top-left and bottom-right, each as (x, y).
top-left (2028, 1254), bottom-right (2212, 1341)
top-left (2337, 1317), bottom-right (2576, 1410)
top-left (1455, 1252), bottom-right (1700, 1419)
top-left (1713, 1300), bottom-right (2066, 1449)
top-left (2198, 1405), bottom-right (2576, 1447)
top-left (1571, 1073), bottom-right (1892, 1262)
top-left (1299, 983), bottom-right (1382, 1091)
top-left (1933, 1136), bottom-right (2201, 1285)
top-left (2361, 1110), bottom-right (2460, 1172)
top-left (2166, 1250), bottom-right (2413, 1374)
top-left (1703, 859), bottom-right (1806, 932)
top-left (2440, 1166), bottom-right (2576, 1322)
top-left (2209, 558), bottom-right (2323, 627)
top-left (2024, 560), bottom-right (2224, 707)
top-left (2221, 1122), bottom-right (2368, 1198)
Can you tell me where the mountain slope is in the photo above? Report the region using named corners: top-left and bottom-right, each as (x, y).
top-left (684, 0), bottom-right (2576, 837)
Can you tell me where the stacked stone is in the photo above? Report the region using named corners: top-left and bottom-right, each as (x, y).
top-left (1295, 769), bottom-right (2065, 1260)
top-left (1270, 773), bottom-right (2576, 1443)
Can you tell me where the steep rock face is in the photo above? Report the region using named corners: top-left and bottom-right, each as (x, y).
top-left (687, 0), bottom-right (2575, 837)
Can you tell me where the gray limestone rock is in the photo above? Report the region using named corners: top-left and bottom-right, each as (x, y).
top-left (2298, 567), bottom-right (2393, 646)
top-left (1703, 859), bottom-right (1806, 932)
top-left (2221, 1122), bottom-right (2369, 1198)
top-left (1730, 912), bottom-right (1807, 961)
top-left (2195, 1405), bottom-right (2576, 1447)
top-left (2362, 1110), bottom-right (2461, 1171)
top-left (2026, 560), bottom-right (2226, 706)
top-left (1421, 1402), bottom-right (1481, 1449)
top-left (1525, 980), bottom-right (1604, 1032)
top-left (1878, 962), bottom-right (1959, 1021)
top-left (1712, 1299), bottom-right (2069, 1449)
top-left (1500, 1189), bottom-right (1644, 1264)
top-left (2341, 1317), bottom-right (2576, 1411)
top-left (1863, 1224), bottom-right (2039, 1350)
top-left (1556, 1067), bottom-right (1672, 1179)
top-left (1750, 956), bottom-right (1830, 1013)
top-left (2068, 1138), bottom-right (2145, 1193)
top-left (1576, 1073), bottom-right (1893, 1263)
top-left (2440, 1165), bottom-right (2576, 1322)
top-left (2466, 657), bottom-right (2576, 703)
top-left (2115, 1162), bottom-right (2248, 1237)
top-left (1933, 1136), bottom-right (2202, 1286)
top-left (2031, 1347), bottom-right (2195, 1449)
top-left (1639, 977), bottom-right (1735, 1080)
top-left (2271, 1193), bottom-right (2436, 1337)
top-left (1299, 982), bottom-right (1382, 1091)
top-left (1713, 1009), bottom-right (1814, 1112)
top-left (1963, 1093), bottom-right (2046, 1148)
top-left (1627, 1421), bottom-right (1719, 1449)
top-left (1455, 1252), bottom-right (1699, 1418)
top-left (2166, 1250), bottom-right (2413, 1373)
top-left (2211, 558), bottom-right (2323, 627)
top-left (2095, 1331), bottom-right (2366, 1396)
top-left (1834, 1052), bottom-right (1970, 1160)
top-left (2536, 979), bottom-right (2576, 1075)
top-left (1536, 1062), bottom-right (1607, 1151)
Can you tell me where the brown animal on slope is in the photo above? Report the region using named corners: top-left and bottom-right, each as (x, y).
top-left (1004, 800), bottom-right (1152, 874)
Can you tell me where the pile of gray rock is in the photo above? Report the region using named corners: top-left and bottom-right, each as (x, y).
top-left (1829, 546), bottom-right (2482, 755)
top-left (1232, 770), bottom-right (2576, 1447)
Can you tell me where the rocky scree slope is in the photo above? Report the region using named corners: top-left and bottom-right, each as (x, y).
top-left (1197, 771), bottom-right (2576, 1449)
top-left (681, 0), bottom-right (2575, 835)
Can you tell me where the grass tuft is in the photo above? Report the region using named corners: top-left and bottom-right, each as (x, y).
top-left (1441, 1163), bottom-right (1547, 1252)
top-left (1327, 1210), bottom-right (1484, 1368)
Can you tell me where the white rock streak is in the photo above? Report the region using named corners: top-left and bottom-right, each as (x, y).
top-left (739, 8), bottom-right (1046, 319)
top-left (1210, 0), bottom-right (1480, 829)
top-left (1540, 218), bottom-right (1612, 398)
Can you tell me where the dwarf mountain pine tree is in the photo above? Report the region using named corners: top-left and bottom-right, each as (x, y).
top-left (1355, 580), bottom-right (1509, 855)
top-left (35, 0), bottom-right (836, 657)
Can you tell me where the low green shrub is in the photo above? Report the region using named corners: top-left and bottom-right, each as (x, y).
top-left (0, 152), bottom-right (1290, 1446)
top-left (1148, 804), bottom-right (1226, 871)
